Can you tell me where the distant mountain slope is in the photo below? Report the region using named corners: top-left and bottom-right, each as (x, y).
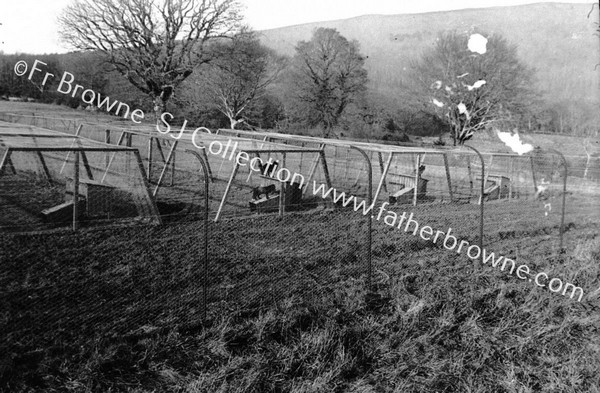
top-left (259, 2), bottom-right (599, 104)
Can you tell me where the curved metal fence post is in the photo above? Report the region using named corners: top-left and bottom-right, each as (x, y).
top-left (463, 145), bottom-right (485, 268)
top-left (544, 148), bottom-right (568, 252)
top-left (185, 149), bottom-right (210, 321)
top-left (73, 151), bottom-right (80, 232)
top-left (350, 146), bottom-right (373, 291)
top-left (60, 124), bottom-right (83, 174)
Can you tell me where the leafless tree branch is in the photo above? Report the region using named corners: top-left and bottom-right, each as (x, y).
top-left (58, 0), bottom-right (242, 119)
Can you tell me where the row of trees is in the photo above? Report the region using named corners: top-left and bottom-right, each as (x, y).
top-left (1, 0), bottom-right (590, 143)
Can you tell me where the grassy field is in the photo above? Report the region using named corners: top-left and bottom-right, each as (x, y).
top-left (1, 102), bottom-right (600, 392)
top-left (1, 101), bottom-right (598, 181)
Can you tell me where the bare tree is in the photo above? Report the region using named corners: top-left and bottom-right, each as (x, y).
top-left (409, 31), bottom-right (534, 145)
top-left (58, 0), bottom-right (242, 120)
top-left (288, 28), bottom-right (368, 137)
top-left (195, 32), bottom-right (287, 129)
top-left (583, 138), bottom-right (600, 179)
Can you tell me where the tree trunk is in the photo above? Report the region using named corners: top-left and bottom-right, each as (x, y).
top-left (153, 96), bottom-right (168, 125)
top-left (230, 118), bottom-right (247, 129)
top-left (584, 154), bottom-right (591, 179)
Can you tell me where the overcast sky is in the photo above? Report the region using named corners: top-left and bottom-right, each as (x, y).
top-left (0, 0), bottom-right (594, 54)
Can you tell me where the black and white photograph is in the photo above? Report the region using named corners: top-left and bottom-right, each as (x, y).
top-left (1, 0), bottom-right (599, 391)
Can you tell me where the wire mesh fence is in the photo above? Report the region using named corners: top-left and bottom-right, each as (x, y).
top-left (207, 211), bottom-right (369, 312)
top-left (0, 122), bottom-right (160, 233)
top-left (1, 112), bottom-right (590, 390)
top-left (0, 146), bottom-right (211, 390)
top-left (0, 219), bottom-right (210, 365)
top-left (481, 149), bottom-right (568, 252)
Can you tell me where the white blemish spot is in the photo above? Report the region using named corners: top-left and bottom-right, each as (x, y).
top-left (457, 103), bottom-right (470, 119)
top-left (468, 34), bottom-right (488, 54)
top-left (432, 98), bottom-right (444, 108)
top-left (457, 72), bottom-right (469, 78)
top-left (464, 80), bottom-right (487, 91)
top-left (496, 129), bottom-right (534, 155)
top-left (431, 80), bottom-right (442, 89)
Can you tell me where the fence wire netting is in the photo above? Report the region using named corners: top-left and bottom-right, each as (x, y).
top-left (0, 123), bottom-right (160, 233)
top-left (1, 219), bottom-right (209, 356)
top-left (2, 112), bottom-right (596, 391)
top-left (482, 150), bottom-right (568, 251)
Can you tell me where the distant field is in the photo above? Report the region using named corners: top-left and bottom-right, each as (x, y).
top-left (2, 101), bottom-right (598, 183)
top-left (2, 100), bottom-right (597, 158)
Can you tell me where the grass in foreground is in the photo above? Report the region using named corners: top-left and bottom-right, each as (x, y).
top-left (1, 197), bottom-right (599, 392)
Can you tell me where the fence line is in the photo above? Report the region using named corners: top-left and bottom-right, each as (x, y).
top-left (0, 113), bottom-right (573, 342)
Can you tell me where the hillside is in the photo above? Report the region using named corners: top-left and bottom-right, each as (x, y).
top-left (259, 2), bottom-right (600, 105)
